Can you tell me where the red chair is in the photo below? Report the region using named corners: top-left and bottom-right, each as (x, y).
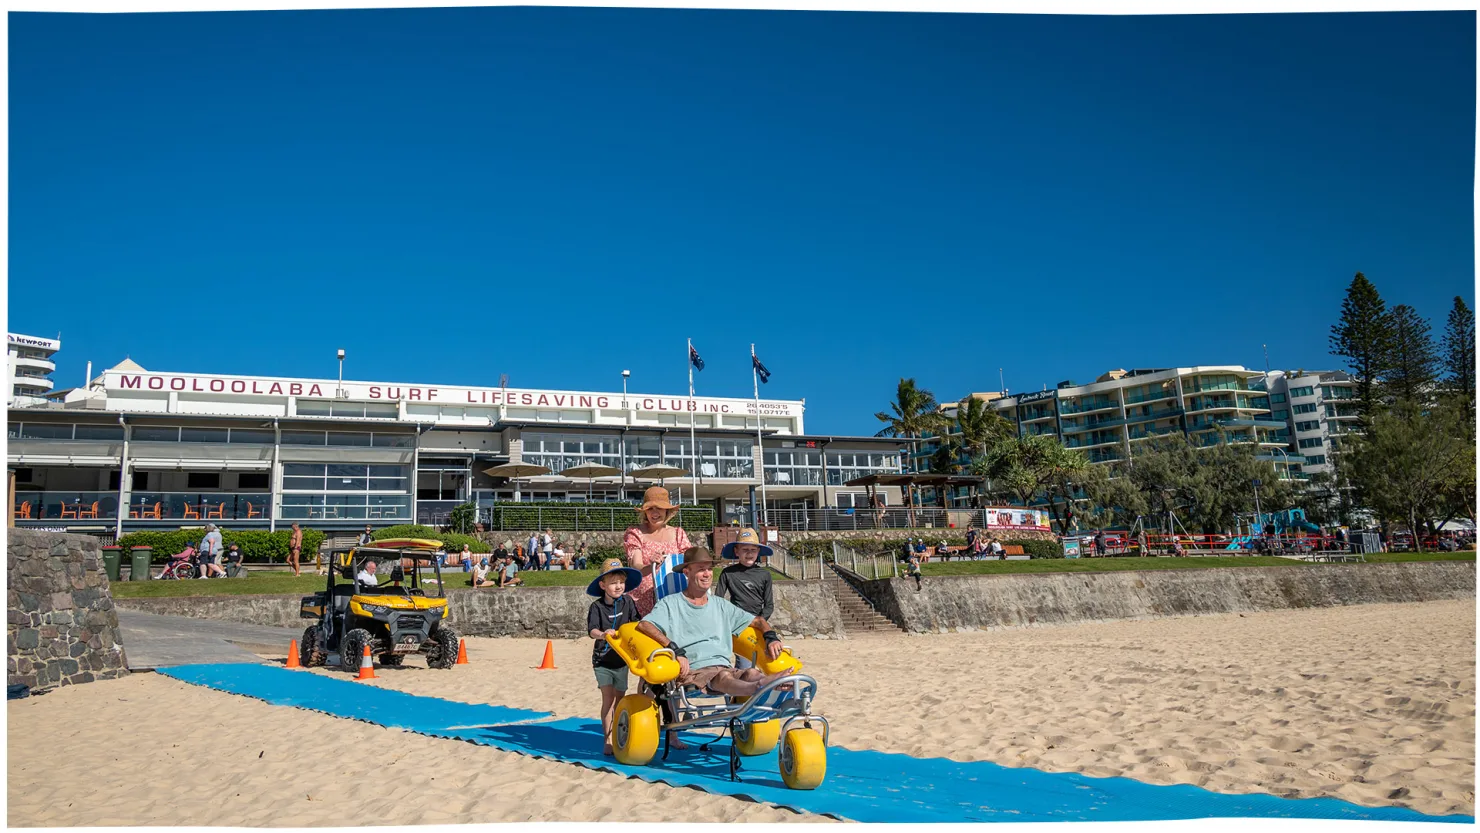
top-left (78, 501), bottom-right (100, 520)
top-left (183, 503), bottom-right (201, 520)
top-left (245, 502), bottom-right (261, 519)
top-left (16, 501), bottom-right (31, 519)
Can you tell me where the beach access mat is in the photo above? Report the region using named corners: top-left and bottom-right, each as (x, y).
top-left (158, 663), bottom-right (1472, 824)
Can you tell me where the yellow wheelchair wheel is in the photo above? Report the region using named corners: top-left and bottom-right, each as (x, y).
top-left (613, 694), bottom-right (660, 766)
top-left (733, 719), bottom-right (780, 756)
top-left (779, 727), bottom-right (827, 790)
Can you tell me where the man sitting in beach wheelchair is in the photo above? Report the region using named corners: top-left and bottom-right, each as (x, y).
top-left (297, 542), bottom-right (461, 672)
top-left (604, 546), bottom-right (829, 790)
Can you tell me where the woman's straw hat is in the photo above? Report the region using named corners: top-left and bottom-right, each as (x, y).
top-left (637, 486), bottom-right (680, 522)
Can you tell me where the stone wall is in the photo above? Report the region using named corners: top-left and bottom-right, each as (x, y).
top-left (116, 580), bottom-right (847, 639)
top-left (8, 529), bottom-right (129, 690)
top-left (845, 561), bottom-right (1476, 633)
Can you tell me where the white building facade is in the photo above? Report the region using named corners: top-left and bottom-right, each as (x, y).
top-left (6, 333), bottom-right (60, 408)
top-left (8, 361), bottom-right (906, 535)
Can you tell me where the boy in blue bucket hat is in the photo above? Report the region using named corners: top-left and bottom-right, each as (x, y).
top-left (586, 557), bottom-right (642, 756)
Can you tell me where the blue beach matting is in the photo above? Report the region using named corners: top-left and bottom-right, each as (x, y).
top-left (157, 663), bottom-right (1472, 824)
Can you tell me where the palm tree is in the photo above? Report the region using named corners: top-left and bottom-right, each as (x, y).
top-left (955, 396), bottom-right (1015, 506)
top-left (875, 378), bottom-right (949, 514)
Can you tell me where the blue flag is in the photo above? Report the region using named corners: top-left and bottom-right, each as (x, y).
top-left (753, 354), bottom-right (771, 384)
top-left (689, 344), bottom-right (704, 372)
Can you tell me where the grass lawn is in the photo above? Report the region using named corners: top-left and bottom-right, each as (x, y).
top-left (918, 552), bottom-right (1474, 577)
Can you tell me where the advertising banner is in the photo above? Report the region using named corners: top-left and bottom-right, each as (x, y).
top-left (982, 507), bottom-right (1051, 531)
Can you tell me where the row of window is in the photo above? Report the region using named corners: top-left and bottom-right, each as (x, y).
top-left (8, 422), bottom-right (422, 447)
top-left (1294, 420), bottom-right (1321, 432)
top-left (281, 464), bottom-right (411, 492)
top-left (1288, 386), bottom-right (1316, 398)
top-left (1292, 403), bottom-right (1320, 415)
top-left (1298, 438), bottom-right (1324, 449)
top-left (296, 400), bottom-right (401, 419)
top-left (1305, 455), bottom-right (1328, 465)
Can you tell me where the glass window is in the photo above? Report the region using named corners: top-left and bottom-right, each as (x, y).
top-left (364, 403), bottom-right (400, 418)
top-left (1289, 386), bottom-right (1315, 398)
top-left (372, 433), bottom-right (415, 448)
top-left (1270, 393), bottom-right (1287, 404)
top-left (19, 423), bottom-right (73, 439)
top-left (1271, 409), bottom-right (1289, 421)
top-left (296, 400), bottom-right (334, 416)
top-left (327, 432), bottom-right (373, 447)
top-left (1298, 438), bottom-right (1324, 449)
top-left (1292, 403), bottom-right (1319, 415)
top-left (230, 428), bottom-right (275, 444)
top-left (281, 430), bottom-right (326, 445)
top-left (132, 426), bottom-right (179, 442)
top-left (180, 427), bottom-right (231, 443)
top-left (1295, 421), bottom-right (1321, 432)
top-left (73, 424), bottom-right (124, 441)
top-left (1305, 455), bottom-right (1327, 465)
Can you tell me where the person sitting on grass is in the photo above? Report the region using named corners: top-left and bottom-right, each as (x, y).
top-left (636, 547), bottom-right (795, 752)
top-left (498, 553), bottom-right (523, 587)
top-left (586, 558), bottom-right (642, 756)
top-left (472, 558), bottom-right (498, 588)
top-left (906, 549), bottom-right (923, 591)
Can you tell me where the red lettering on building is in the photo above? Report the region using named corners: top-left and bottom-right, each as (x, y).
top-left (289, 383), bottom-right (303, 396)
top-left (170, 378), bottom-right (186, 391)
top-left (149, 377), bottom-right (164, 390)
top-left (210, 380), bottom-right (225, 392)
top-left (120, 375), bottom-right (141, 389)
top-left (408, 388), bottom-right (421, 400)
top-left (536, 394), bottom-right (549, 406)
top-left (309, 385), bottom-right (322, 397)
top-left (230, 381), bottom-right (245, 393)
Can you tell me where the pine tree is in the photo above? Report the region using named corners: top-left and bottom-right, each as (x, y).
top-left (1384, 304), bottom-right (1440, 404)
top-left (1442, 296), bottom-right (1476, 398)
top-left (1328, 272), bottom-right (1394, 416)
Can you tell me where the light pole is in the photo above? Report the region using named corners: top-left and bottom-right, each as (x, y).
top-left (336, 349), bottom-right (346, 399)
top-left (621, 370), bottom-right (631, 498)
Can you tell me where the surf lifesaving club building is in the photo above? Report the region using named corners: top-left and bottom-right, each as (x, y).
top-left (8, 360), bottom-right (973, 536)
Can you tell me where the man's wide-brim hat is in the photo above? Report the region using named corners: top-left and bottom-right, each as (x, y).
top-left (637, 486), bottom-right (680, 520)
top-left (721, 527), bottom-right (773, 559)
top-left (587, 557), bottom-right (643, 597)
top-left (676, 546), bottom-right (717, 573)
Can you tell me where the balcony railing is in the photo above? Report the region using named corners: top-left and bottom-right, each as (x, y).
top-left (125, 492), bottom-right (273, 522)
top-left (14, 491), bottom-right (120, 521)
top-left (482, 505), bottom-right (715, 532)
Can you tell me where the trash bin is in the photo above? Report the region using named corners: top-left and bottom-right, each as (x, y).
top-left (129, 546), bottom-right (153, 581)
top-left (101, 545), bottom-right (123, 583)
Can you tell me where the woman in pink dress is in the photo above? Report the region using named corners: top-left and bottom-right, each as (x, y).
top-left (624, 486), bottom-right (692, 617)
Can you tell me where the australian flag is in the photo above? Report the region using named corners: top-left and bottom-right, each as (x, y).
top-left (753, 353), bottom-right (771, 384)
top-left (689, 344), bottom-right (705, 372)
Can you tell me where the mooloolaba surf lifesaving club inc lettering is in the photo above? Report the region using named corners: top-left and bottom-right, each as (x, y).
top-left (10, 361), bottom-right (918, 534)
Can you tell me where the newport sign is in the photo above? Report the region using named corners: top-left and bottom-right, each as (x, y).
top-left (104, 372), bottom-right (803, 417)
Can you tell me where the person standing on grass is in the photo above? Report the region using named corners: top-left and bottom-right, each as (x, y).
top-left (527, 532), bottom-right (542, 571)
top-left (288, 522), bottom-right (303, 577)
top-left (542, 528), bottom-right (555, 570)
top-left (199, 524), bottom-right (226, 578)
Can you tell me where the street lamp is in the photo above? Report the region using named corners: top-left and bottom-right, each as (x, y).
top-left (336, 349), bottom-right (346, 399)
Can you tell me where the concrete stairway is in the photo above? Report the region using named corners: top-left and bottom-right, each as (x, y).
top-left (826, 565), bottom-right (901, 633)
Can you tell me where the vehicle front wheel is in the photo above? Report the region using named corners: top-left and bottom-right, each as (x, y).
top-left (300, 626), bottom-right (327, 667)
top-left (340, 628), bottom-right (375, 673)
top-left (613, 694), bottom-right (660, 766)
top-left (425, 627), bottom-right (459, 669)
top-left (779, 727), bottom-right (827, 790)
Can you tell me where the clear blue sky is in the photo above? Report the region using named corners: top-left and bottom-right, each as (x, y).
top-left (9, 9), bottom-right (1474, 436)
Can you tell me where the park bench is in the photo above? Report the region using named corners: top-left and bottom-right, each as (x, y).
top-left (1003, 545), bottom-right (1030, 561)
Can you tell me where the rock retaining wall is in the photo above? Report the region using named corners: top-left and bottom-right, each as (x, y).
top-left (7, 529), bottom-right (129, 690)
top-left (844, 561), bottom-right (1476, 633)
top-left (116, 580), bottom-right (847, 639)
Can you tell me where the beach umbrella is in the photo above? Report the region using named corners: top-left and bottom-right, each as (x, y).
top-left (482, 462), bottom-right (552, 503)
top-left (629, 464), bottom-right (689, 481)
top-left (559, 463), bottom-right (623, 500)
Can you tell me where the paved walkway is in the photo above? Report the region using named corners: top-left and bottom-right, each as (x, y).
top-left (117, 610), bottom-right (301, 671)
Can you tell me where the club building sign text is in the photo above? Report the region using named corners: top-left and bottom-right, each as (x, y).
top-left (106, 372), bottom-right (802, 417)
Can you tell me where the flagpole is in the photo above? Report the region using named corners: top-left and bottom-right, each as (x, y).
top-left (687, 338), bottom-right (698, 506)
top-left (752, 344), bottom-right (768, 528)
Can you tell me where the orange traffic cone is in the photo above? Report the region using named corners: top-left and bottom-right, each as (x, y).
top-left (354, 644), bottom-right (377, 681)
top-left (286, 639), bottom-right (301, 669)
top-left (456, 639), bottom-right (469, 665)
top-left (534, 640), bottom-right (557, 670)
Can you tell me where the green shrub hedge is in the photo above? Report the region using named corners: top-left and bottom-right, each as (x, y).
top-left (370, 524), bottom-right (489, 554)
top-left (116, 528), bottom-right (326, 563)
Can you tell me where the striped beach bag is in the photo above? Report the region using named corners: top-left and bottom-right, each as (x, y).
top-left (653, 552), bottom-right (688, 600)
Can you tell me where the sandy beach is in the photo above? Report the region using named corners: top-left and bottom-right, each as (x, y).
top-left (9, 599), bottom-right (1474, 825)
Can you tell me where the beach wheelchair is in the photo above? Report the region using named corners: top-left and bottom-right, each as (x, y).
top-left (603, 622), bottom-right (830, 790)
